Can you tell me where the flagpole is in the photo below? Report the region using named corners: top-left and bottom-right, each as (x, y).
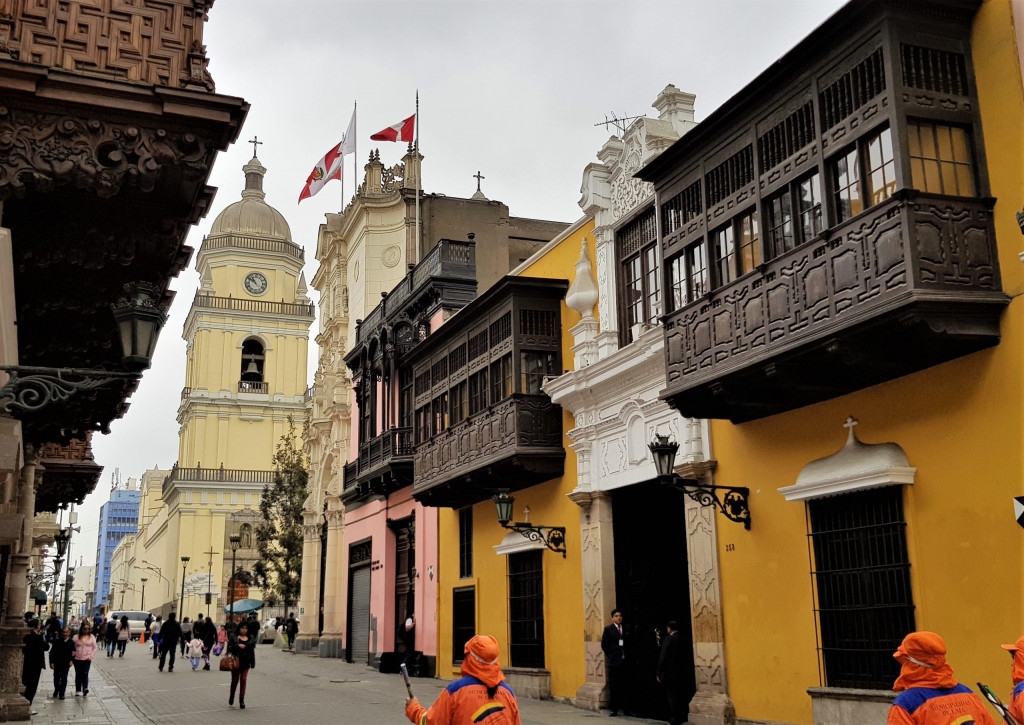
top-left (352, 101), bottom-right (357, 213)
top-left (415, 89), bottom-right (420, 265)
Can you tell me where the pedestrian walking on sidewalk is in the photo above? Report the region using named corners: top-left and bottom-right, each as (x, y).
top-left (405, 634), bottom-right (521, 725)
top-left (200, 616), bottom-right (216, 670)
top-left (227, 623), bottom-right (256, 709)
top-left (116, 615), bottom-right (131, 657)
top-left (21, 617), bottom-right (48, 713)
top-left (150, 616), bottom-right (162, 659)
top-left (105, 616), bottom-right (117, 657)
top-left (71, 621), bottom-right (97, 696)
top-left (49, 626), bottom-right (74, 700)
top-left (158, 612), bottom-right (182, 672)
top-left (187, 635), bottom-right (204, 670)
top-left (284, 612), bottom-right (299, 650)
top-left (180, 617), bottom-right (192, 656)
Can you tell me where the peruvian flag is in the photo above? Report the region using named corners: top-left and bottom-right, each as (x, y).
top-left (298, 140), bottom-right (344, 203)
top-left (370, 114), bottom-right (415, 143)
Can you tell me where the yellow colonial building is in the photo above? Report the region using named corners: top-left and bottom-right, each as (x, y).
top-left (636, 0), bottom-right (1024, 723)
top-left (112, 154), bottom-right (313, 619)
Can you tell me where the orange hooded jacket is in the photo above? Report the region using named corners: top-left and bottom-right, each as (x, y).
top-left (1000, 635), bottom-right (1024, 724)
top-left (887, 632), bottom-right (996, 725)
top-left (405, 635), bottom-right (520, 725)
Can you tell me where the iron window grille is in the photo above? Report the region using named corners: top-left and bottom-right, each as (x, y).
top-left (452, 586), bottom-right (475, 665)
top-left (508, 549), bottom-right (544, 669)
top-left (808, 485), bottom-right (915, 690)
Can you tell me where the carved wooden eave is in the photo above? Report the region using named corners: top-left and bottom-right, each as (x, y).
top-left (34, 435), bottom-right (103, 512)
top-left (0, 53), bottom-right (248, 445)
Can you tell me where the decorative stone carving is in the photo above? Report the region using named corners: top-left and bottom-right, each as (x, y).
top-left (0, 107), bottom-right (215, 201)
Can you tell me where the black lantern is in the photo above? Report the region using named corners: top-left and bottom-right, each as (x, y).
top-left (54, 528), bottom-right (70, 558)
top-left (491, 490), bottom-right (567, 557)
top-left (178, 555), bottom-right (190, 615)
top-left (648, 434), bottom-right (752, 530)
top-left (111, 282), bottom-right (167, 371)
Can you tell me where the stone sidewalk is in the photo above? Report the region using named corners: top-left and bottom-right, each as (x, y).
top-left (27, 643), bottom-right (662, 725)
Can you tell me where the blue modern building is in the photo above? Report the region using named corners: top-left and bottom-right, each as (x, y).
top-left (94, 480), bottom-right (140, 609)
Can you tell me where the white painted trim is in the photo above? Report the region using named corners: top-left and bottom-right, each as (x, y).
top-left (778, 467), bottom-right (917, 502)
top-left (492, 530), bottom-right (548, 556)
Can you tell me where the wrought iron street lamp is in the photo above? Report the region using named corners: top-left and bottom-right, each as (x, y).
top-left (0, 282), bottom-right (168, 415)
top-left (648, 433), bottom-right (751, 529)
top-left (229, 535), bottom-right (241, 624)
top-left (178, 556), bottom-right (190, 615)
top-left (140, 578), bottom-right (147, 610)
top-left (491, 490), bottom-right (567, 557)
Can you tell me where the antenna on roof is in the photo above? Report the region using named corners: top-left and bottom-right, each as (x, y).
top-left (111, 468), bottom-right (122, 491)
top-left (594, 111), bottom-right (646, 137)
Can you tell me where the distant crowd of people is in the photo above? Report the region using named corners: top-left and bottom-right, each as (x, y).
top-left (20, 609), bottom-right (302, 713)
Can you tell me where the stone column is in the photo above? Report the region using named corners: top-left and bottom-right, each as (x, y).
top-left (0, 451), bottom-right (35, 721)
top-left (318, 501), bottom-right (345, 659)
top-left (295, 511), bottom-right (323, 653)
top-left (571, 490), bottom-right (616, 711)
top-left (683, 490), bottom-right (736, 725)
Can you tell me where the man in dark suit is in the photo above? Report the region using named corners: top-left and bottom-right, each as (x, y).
top-left (657, 620), bottom-right (687, 725)
top-left (601, 609), bottom-right (630, 716)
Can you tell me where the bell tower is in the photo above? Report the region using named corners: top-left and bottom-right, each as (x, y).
top-left (178, 155), bottom-right (314, 469)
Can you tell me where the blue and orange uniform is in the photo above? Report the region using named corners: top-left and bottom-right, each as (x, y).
top-left (1000, 635), bottom-right (1024, 724)
top-left (888, 631), bottom-right (996, 725)
top-left (405, 635), bottom-right (520, 725)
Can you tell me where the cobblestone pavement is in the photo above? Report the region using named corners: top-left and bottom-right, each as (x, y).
top-left (27, 642), bottom-right (661, 725)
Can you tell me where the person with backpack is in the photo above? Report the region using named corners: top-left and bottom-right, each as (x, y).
top-left (404, 634), bottom-right (521, 725)
top-left (284, 613), bottom-right (299, 651)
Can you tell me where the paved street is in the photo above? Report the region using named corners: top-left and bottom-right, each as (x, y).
top-left (28, 642), bottom-right (658, 725)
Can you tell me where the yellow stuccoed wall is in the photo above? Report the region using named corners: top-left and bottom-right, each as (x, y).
top-left (712, 3), bottom-right (1024, 722)
top-left (435, 218), bottom-right (594, 697)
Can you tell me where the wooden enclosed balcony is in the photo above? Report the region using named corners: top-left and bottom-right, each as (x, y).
top-left (661, 192), bottom-right (1007, 422)
top-left (340, 427), bottom-right (414, 506)
top-left (412, 394), bottom-right (564, 508)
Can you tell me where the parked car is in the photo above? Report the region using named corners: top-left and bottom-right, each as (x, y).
top-left (108, 610), bottom-right (150, 641)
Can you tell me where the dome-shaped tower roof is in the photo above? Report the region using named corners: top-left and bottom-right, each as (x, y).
top-left (208, 156), bottom-right (292, 241)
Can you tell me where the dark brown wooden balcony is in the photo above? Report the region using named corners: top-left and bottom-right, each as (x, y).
top-left (413, 394), bottom-right (564, 508)
top-left (661, 192), bottom-right (1008, 422)
top-left (340, 427), bottom-right (414, 506)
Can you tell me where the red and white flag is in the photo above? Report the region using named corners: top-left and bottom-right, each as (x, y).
top-left (298, 140), bottom-right (344, 203)
top-left (370, 114), bottom-right (415, 143)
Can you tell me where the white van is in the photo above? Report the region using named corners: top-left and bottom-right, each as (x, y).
top-left (107, 610), bottom-right (150, 641)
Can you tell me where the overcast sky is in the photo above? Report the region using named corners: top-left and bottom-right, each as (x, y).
top-left (75, 0), bottom-right (847, 568)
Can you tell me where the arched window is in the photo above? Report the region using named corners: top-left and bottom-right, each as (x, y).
top-left (240, 339), bottom-right (265, 392)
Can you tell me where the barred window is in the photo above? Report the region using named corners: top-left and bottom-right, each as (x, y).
top-left (508, 550), bottom-right (544, 668)
top-left (452, 586), bottom-right (475, 665)
top-left (809, 486), bottom-right (915, 690)
top-left (458, 508), bottom-right (473, 579)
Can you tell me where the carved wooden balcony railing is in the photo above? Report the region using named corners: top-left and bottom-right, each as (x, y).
top-left (661, 192), bottom-right (1008, 422)
top-left (413, 394), bottom-right (564, 508)
top-left (340, 427), bottom-right (414, 506)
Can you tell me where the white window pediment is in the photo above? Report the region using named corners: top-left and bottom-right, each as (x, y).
top-left (493, 530), bottom-right (547, 556)
top-left (779, 417), bottom-right (916, 502)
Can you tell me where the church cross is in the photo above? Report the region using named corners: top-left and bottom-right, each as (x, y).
top-left (249, 136), bottom-right (263, 158)
top-left (843, 416), bottom-right (859, 431)
top-left (474, 170), bottom-right (485, 193)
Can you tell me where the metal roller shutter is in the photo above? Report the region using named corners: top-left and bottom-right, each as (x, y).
top-left (348, 565), bottom-right (371, 665)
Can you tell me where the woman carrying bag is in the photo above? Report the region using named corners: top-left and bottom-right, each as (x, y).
top-left (223, 622), bottom-right (256, 709)
top-left (116, 616), bottom-right (130, 657)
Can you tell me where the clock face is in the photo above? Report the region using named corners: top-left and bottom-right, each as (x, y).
top-left (244, 272), bottom-right (268, 296)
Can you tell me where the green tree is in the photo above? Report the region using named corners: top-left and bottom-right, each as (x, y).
top-left (253, 419), bottom-right (307, 611)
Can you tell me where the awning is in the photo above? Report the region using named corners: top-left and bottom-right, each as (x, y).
top-left (223, 598), bottom-right (264, 615)
top-left (30, 589), bottom-right (47, 604)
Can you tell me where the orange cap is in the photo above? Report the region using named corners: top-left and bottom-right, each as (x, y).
top-left (1001, 635), bottom-right (1024, 652)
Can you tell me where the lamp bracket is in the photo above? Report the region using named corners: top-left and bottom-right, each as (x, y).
top-left (0, 365), bottom-right (138, 415)
top-left (660, 475), bottom-right (752, 530)
top-left (501, 522), bottom-right (567, 558)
